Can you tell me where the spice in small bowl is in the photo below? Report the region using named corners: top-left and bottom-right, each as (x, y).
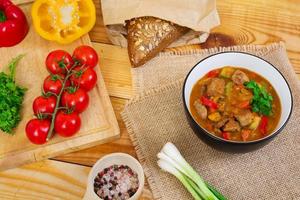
top-left (94, 164), bottom-right (139, 199)
top-left (84, 153), bottom-right (144, 200)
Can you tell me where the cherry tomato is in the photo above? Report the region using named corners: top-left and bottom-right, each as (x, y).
top-left (54, 110), bottom-right (81, 137)
top-left (25, 119), bottom-right (51, 145)
top-left (46, 50), bottom-right (74, 74)
top-left (61, 88), bottom-right (89, 113)
top-left (43, 74), bottom-right (70, 95)
top-left (33, 95), bottom-right (57, 116)
top-left (70, 67), bottom-right (97, 91)
top-left (72, 45), bottom-right (98, 68)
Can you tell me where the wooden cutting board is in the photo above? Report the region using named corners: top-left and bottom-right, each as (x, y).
top-left (0, 1), bottom-right (119, 170)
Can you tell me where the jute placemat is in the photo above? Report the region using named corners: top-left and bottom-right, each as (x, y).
top-left (122, 43), bottom-right (300, 199)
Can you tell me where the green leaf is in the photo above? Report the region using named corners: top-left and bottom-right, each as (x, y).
top-left (244, 80), bottom-right (273, 116)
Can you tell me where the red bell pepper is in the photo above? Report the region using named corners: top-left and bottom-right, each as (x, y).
top-left (206, 69), bottom-right (220, 78)
top-left (222, 132), bottom-right (230, 140)
top-left (259, 116), bottom-right (268, 135)
top-left (0, 0), bottom-right (29, 47)
top-left (200, 96), bottom-right (218, 109)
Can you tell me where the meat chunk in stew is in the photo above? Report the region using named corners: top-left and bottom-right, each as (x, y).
top-left (232, 70), bottom-right (249, 85)
top-left (193, 100), bottom-right (207, 119)
top-left (235, 109), bottom-right (254, 127)
top-left (223, 119), bottom-right (241, 132)
top-left (207, 78), bottom-right (225, 96)
top-left (199, 85), bottom-right (206, 96)
top-left (215, 117), bottom-right (229, 129)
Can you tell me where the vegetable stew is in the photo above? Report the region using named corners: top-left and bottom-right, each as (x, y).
top-left (190, 67), bottom-right (281, 142)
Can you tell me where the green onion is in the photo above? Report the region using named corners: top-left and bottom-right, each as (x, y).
top-left (157, 142), bottom-right (227, 200)
top-left (157, 160), bottom-right (203, 200)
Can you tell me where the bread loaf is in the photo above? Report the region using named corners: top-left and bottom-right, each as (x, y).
top-left (127, 17), bottom-right (188, 67)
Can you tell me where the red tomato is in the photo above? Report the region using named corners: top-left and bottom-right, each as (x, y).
top-left (70, 67), bottom-right (97, 91)
top-left (72, 45), bottom-right (98, 68)
top-left (33, 95), bottom-right (57, 116)
top-left (43, 74), bottom-right (70, 95)
top-left (54, 111), bottom-right (81, 137)
top-left (61, 88), bottom-right (89, 113)
top-left (25, 119), bottom-right (51, 145)
top-left (46, 50), bottom-right (74, 74)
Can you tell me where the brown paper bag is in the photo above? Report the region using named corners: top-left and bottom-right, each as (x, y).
top-left (101, 0), bottom-right (220, 47)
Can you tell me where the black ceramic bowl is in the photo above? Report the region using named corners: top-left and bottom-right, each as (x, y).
top-left (182, 52), bottom-right (293, 152)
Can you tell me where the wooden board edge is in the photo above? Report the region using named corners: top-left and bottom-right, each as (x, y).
top-left (81, 35), bottom-right (121, 139)
top-left (0, 126), bottom-right (120, 171)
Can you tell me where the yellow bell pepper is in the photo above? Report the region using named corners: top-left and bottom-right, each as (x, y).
top-left (31, 0), bottom-right (96, 44)
top-left (208, 112), bottom-right (222, 122)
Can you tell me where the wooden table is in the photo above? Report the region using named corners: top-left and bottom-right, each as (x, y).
top-left (1, 0), bottom-right (299, 199)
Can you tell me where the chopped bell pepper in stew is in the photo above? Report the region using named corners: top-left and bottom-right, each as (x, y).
top-left (190, 67), bottom-right (281, 142)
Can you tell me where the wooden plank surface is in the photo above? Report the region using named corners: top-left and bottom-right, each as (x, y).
top-left (0, 2), bottom-right (119, 170)
top-left (0, 159), bottom-right (153, 200)
top-left (0, 160), bottom-right (89, 200)
top-left (95, 43), bottom-right (132, 99)
top-left (1, 0), bottom-right (300, 199)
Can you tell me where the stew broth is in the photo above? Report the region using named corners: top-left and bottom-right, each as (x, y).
top-left (190, 67), bottom-right (281, 142)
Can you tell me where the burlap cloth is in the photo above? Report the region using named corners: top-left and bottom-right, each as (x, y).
top-left (122, 43), bottom-right (300, 200)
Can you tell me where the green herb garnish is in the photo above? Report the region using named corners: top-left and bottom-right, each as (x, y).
top-left (0, 55), bottom-right (26, 134)
top-left (244, 80), bottom-right (273, 116)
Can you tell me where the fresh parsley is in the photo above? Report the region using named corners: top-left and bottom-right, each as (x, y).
top-left (244, 80), bottom-right (273, 116)
top-left (0, 55), bottom-right (26, 134)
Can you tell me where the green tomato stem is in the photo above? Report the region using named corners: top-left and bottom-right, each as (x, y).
top-left (46, 63), bottom-right (77, 140)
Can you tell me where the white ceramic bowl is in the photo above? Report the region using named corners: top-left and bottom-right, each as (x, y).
top-left (84, 153), bottom-right (145, 200)
top-left (183, 52), bottom-right (293, 149)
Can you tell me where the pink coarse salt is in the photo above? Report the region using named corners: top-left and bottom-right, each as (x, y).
top-left (94, 165), bottom-right (139, 200)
